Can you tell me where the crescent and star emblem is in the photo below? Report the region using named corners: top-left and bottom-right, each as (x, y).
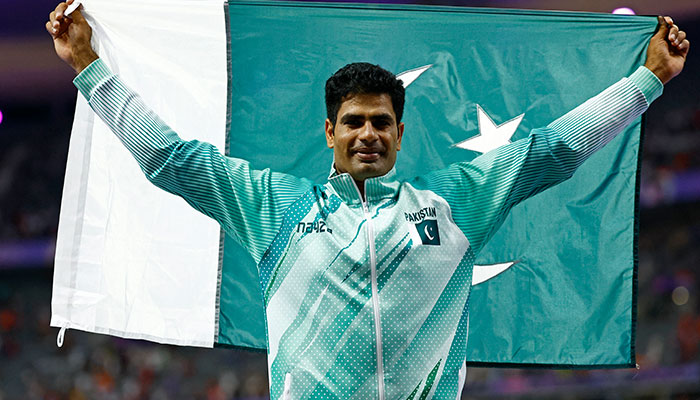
top-left (424, 225), bottom-right (434, 241)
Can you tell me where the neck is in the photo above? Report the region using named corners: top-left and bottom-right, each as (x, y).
top-left (354, 179), bottom-right (366, 201)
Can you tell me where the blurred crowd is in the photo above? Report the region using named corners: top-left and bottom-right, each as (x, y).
top-left (0, 272), bottom-right (269, 400)
top-left (641, 101), bottom-right (700, 208)
top-left (0, 102), bottom-right (69, 241)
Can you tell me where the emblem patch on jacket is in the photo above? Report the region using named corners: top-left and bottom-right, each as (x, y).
top-left (415, 219), bottom-right (440, 246)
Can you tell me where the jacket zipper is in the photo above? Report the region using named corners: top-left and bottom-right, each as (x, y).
top-left (352, 181), bottom-right (385, 400)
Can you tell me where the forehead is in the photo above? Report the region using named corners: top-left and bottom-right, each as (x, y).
top-left (337, 93), bottom-right (396, 119)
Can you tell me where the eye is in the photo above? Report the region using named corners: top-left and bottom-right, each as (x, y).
top-left (373, 120), bottom-right (391, 130)
top-left (344, 119), bottom-right (363, 129)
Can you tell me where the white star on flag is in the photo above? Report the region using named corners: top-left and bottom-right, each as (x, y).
top-left (454, 106), bottom-right (525, 284)
top-left (397, 64), bottom-right (432, 88)
top-left (456, 105), bottom-right (524, 154)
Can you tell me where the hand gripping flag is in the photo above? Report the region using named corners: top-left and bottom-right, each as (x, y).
top-left (52, 0), bottom-right (657, 367)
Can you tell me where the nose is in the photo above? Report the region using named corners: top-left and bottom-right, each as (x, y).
top-left (358, 121), bottom-right (378, 142)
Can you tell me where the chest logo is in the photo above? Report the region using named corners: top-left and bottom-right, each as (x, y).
top-left (415, 219), bottom-right (441, 246)
top-left (297, 220), bottom-right (333, 234)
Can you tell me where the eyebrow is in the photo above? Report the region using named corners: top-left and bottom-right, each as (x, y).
top-left (340, 113), bottom-right (395, 124)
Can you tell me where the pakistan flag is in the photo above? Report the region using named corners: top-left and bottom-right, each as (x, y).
top-left (216, 1), bottom-right (656, 368)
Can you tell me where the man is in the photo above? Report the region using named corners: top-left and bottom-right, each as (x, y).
top-left (48, 1), bottom-right (688, 398)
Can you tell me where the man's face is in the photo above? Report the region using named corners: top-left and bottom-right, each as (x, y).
top-left (325, 93), bottom-right (404, 184)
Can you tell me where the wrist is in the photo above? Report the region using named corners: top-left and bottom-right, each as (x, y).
top-left (644, 61), bottom-right (670, 85)
top-left (72, 49), bottom-right (99, 74)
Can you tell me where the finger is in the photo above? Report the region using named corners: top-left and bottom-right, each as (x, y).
top-left (673, 30), bottom-right (687, 47)
top-left (664, 16), bottom-right (674, 27)
top-left (49, 10), bottom-right (62, 30)
top-left (46, 20), bottom-right (57, 37)
top-left (678, 39), bottom-right (690, 56)
top-left (656, 16), bottom-right (668, 34)
top-left (669, 25), bottom-right (679, 43)
top-left (55, 2), bottom-right (67, 21)
top-left (655, 16), bottom-right (670, 38)
top-left (50, 7), bottom-right (72, 36)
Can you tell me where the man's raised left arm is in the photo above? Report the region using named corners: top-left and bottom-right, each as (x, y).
top-left (415, 16), bottom-right (689, 254)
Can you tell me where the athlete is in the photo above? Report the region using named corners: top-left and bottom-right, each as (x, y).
top-left (47, 1), bottom-right (688, 399)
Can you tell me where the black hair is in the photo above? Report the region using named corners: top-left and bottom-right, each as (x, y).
top-left (325, 62), bottom-right (405, 125)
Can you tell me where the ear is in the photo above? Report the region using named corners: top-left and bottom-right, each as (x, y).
top-left (396, 122), bottom-right (405, 151)
top-left (325, 118), bottom-right (335, 149)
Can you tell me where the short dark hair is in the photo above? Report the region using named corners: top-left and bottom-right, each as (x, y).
top-left (325, 62), bottom-right (405, 125)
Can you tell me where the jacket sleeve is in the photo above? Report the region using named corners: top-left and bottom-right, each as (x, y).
top-left (74, 58), bottom-right (312, 263)
top-left (412, 66), bottom-right (663, 254)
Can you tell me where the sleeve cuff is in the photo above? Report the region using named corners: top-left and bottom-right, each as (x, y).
top-left (73, 58), bottom-right (114, 101)
top-left (628, 66), bottom-right (663, 105)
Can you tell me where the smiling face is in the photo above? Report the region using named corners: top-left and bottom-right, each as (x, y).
top-left (325, 93), bottom-right (404, 184)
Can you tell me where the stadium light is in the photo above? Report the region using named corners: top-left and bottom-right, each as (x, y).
top-left (672, 286), bottom-right (689, 306)
top-left (612, 7), bottom-right (636, 15)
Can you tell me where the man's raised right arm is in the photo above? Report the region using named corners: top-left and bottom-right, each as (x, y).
top-left (47, 1), bottom-right (312, 262)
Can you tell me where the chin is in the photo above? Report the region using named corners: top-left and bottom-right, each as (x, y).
top-left (352, 164), bottom-right (388, 180)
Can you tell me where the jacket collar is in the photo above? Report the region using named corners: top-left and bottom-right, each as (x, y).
top-left (327, 164), bottom-right (400, 206)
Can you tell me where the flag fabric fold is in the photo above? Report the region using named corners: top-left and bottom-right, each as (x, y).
top-left (53, 0), bottom-right (656, 367)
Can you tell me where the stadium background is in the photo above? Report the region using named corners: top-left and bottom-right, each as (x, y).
top-left (1, 0), bottom-right (698, 398)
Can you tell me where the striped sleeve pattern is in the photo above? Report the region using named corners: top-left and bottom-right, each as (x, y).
top-left (416, 66), bottom-right (663, 254)
top-left (74, 59), bottom-right (312, 262)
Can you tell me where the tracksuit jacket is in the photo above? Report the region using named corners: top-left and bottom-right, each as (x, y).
top-left (74, 58), bottom-right (662, 399)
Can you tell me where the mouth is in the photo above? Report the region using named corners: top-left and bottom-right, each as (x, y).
top-left (353, 148), bottom-right (383, 162)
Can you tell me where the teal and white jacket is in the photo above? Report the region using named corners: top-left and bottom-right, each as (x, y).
top-left (74, 59), bottom-right (662, 400)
